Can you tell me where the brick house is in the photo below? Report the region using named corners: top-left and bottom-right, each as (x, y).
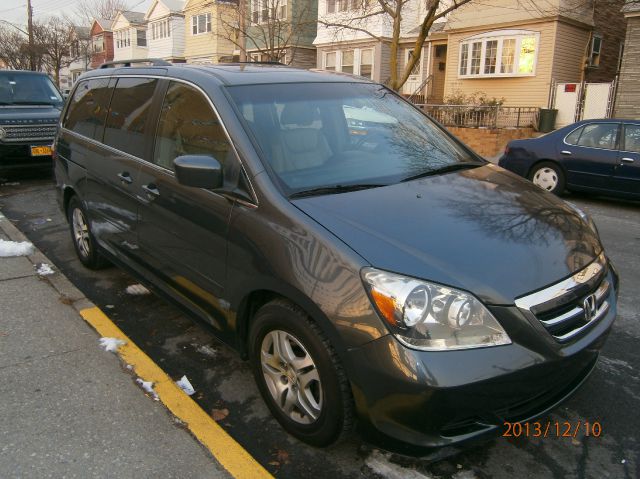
top-left (90, 18), bottom-right (115, 68)
top-left (614, 1), bottom-right (640, 119)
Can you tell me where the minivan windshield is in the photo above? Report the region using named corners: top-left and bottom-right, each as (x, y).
top-left (227, 82), bottom-right (482, 196)
top-left (0, 72), bottom-right (63, 107)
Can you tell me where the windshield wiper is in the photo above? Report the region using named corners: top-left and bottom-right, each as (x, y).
top-left (400, 162), bottom-right (484, 183)
top-left (290, 183), bottom-right (386, 199)
top-left (10, 101), bottom-right (58, 106)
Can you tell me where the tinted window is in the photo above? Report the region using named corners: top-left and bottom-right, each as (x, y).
top-left (565, 127), bottom-right (583, 145)
top-left (575, 123), bottom-right (618, 149)
top-left (0, 72), bottom-right (63, 106)
top-left (623, 124), bottom-right (640, 153)
top-left (103, 77), bottom-right (158, 158)
top-left (64, 78), bottom-right (113, 140)
top-left (228, 82), bottom-right (476, 194)
top-left (153, 81), bottom-right (232, 171)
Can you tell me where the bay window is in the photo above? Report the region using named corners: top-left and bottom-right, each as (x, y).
top-left (458, 30), bottom-right (539, 78)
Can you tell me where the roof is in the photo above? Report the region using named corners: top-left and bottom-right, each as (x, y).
top-left (82, 63), bottom-right (373, 87)
top-left (622, 0), bottom-right (640, 13)
top-left (94, 18), bottom-right (113, 30)
top-left (149, 0), bottom-right (186, 14)
top-left (406, 21), bottom-right (446, 37)
top-left (120, 11), bottom-right (146, 24)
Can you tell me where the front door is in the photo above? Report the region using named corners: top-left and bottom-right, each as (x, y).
top-left (560, 122), bottom-right (621, 191)
top-left (135, 80), bottom-right (236, 335)
top-left (402, 48), bottom-right (422, 96)
top-left (613, 123), bottom-right (640, 196)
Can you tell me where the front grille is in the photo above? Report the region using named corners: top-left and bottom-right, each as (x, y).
top-left (0, 124), bottom-right (58, 143)
top-left (515, 253), bottom-right (610, 343)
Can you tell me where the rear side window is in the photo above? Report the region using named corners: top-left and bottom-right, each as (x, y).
top-left (103, 77), bottom-right (158, 158)
top-left (153, 81), bottom-right (232, 171)
top-left (63, 78), bottom-right (113, 140)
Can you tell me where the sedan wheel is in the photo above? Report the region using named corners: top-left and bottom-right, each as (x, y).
top-left (529, 162), bottom-right (565, 195)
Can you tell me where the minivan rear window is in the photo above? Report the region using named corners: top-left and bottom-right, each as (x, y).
top-left (64, 78), bottom-right (113, 141)
top-left (103, 77), bottom-right (158, 158)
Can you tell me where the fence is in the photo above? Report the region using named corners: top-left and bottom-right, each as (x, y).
top-left (416, 104), bottom-right (539, 129)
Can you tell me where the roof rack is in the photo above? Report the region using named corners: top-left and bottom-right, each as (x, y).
top-left (99, 59), bottom-right (172, 69)
top-left (236, 61), bottom-right (284, 65)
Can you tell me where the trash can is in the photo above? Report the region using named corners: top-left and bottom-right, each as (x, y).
top-left (538, 108), bottom-right (558, 133)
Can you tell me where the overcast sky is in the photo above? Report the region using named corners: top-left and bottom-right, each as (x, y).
top-left (0, 0), bottom-right (152, 28)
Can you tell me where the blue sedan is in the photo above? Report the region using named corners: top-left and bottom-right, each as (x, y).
top-left (499, 119), bottom-right (640, 199)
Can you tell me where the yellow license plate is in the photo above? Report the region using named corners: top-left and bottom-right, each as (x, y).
top-left (30, 146), bottom-right (52, 156)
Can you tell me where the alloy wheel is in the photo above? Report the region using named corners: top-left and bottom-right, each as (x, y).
top-left (260, 330), bottom-right (323, 424)
top-left (72, 208), bottom-right (91, 258)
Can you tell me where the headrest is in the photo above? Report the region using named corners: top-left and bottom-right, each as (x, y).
top-left (280, 102), bottom-right (317, 126)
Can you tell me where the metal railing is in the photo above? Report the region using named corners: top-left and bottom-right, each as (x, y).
top-left (416, 104), bottom-right (539, 129)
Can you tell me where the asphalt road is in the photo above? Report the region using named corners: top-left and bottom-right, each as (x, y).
top-left (1, 173), bottom-right (638, 479)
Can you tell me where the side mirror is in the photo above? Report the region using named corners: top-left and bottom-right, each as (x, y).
top-left (173, 155), bottom-right (223, 189)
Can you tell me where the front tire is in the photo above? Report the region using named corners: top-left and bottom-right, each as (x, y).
top-left (249, 299), bottom-right (354, 446)
top-left (67, 196), bottom-right (108, 270)
top-left (529, 161), bottom-right (565, 195)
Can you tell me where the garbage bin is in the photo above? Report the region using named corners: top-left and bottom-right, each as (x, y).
top-left (538, 108), bottom-right (558, 133)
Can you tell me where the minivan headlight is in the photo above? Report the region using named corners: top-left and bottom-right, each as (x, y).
top-left (362, 268), bottom-right (511, 351)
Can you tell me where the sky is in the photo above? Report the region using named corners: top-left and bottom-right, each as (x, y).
top-left (0, 0), bottom-right (152, 29)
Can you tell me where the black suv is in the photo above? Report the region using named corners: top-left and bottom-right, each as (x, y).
top-left (0, 70), bottom-right (63, 175)
top-left (54, 62), bottom-right (618, 453)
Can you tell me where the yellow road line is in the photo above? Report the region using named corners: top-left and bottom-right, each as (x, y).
top-left (80, 306), bottom-right (272, 479)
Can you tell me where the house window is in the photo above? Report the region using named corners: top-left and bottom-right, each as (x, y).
top-left (406, 49), bottom-right (420, 75)
top-left (192, 13), bottom-right (212, 35)
top-left (589, 33), bottom-right (602, 67)
top-left (92, 34), bottom-right (104, 53)
top-left (137, 29), bottom-right (147, 47)
top-left (152, 20), bottom-right (171, 40)
top-left (325, 52), bottom-right (336, 71)
top-left (342, 50), bottom-right (354, 74)
top-left (459, 31), bottom-right (539, 78)
top-left (327, 0), bottom-right (360, 14)
top-left (359, 49), bottom-right (373, 79)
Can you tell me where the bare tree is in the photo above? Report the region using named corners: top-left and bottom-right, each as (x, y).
top-left (35, 18), bottom-right (79, 86)
top-left (219, 0), bottom-right (315, 65)
top-left (0, 25), bottom-right (46, 71)
top-left (320, 0), bottom-right (474, 91)
top-left (75, 0), bottom-right (131, 26)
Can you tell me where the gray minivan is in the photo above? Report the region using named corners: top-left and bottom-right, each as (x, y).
top-left (54, 62), bottom-right (618, 453)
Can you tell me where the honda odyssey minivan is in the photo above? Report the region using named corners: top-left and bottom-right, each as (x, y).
top-left (54, 62), bottom-right (618, 453)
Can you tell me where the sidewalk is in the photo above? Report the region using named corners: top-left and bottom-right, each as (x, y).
top-left (0, 214), bottom-right (232, 478)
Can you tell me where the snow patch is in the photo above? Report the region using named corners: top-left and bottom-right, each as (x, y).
top-left (0, 239), bottom-right (34, 257)
top-left (125, 284), bottom-right (150, 295)
top-left (1, 182), bottom-right (20, 186)
top-left (176, 375), bottom-right (196, 396)
top-left (35, 263), bottom-right (55, 276)
top-left (194, 344), bottom-right (218, 357)
top-left (365, 450), bottom-right (434, 479)
top-left (98, 337), bottom-right (126, 353)
top-left (136, 378), bottom-right (159, 400)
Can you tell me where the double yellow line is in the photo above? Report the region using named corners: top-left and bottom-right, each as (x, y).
top-left (80, 307), bottom-right (272, 479)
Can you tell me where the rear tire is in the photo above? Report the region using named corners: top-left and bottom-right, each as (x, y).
top-left (67, 196), bottom-right (109, 270)
top-left (249, 299), bottom-right (354, 447)
top-left (529, 161), bottom-right (565, 195)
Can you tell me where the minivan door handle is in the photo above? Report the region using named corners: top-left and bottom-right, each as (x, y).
top-left (142, 184), bottom-right (160, 200)
top-left (117, 172), bottom-right (133, 184)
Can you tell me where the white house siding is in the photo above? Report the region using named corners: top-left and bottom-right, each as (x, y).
top-left (145, 0), bottom-right (186, 61)
top-left (113, 27), bottom-right (149, 61)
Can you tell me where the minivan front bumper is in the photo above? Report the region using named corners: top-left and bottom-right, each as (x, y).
top-left (346, 272), bottom-right (617, 455)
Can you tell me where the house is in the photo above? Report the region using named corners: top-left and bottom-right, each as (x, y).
top-left (183, 0), bottom-right (236, 63)
top-left (245, 0), bottom-right (318, 68)
top-left (90, 18), bottom-right (115, 68)
top-left (112, 11), bottom-right (148, 62)
top-left (442, 0), bottom-right (626, 108)
top-left (59, 26), bottom-right (91, 91)
top-left (145, 0), bottom-right (187, 62)
top-left (614, 1), bottom-right (640, 119)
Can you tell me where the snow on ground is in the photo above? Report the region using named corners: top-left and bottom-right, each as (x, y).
top-left (365, 450), bottom-right (434, 479)
top-left (136, 378), bottom-right (159, 400)
top-left (98, 337), bottom-right (126, 353)
top-left (0, 239), bottom-right (34, 257)
top-left (125, 284), bottom-right (150, 295)
top-left (35, 263), bottom-right (55, 276)
top-left (194, 344), bottom-right (218, 357)
top-left (176, 375), bottom-right (196, 396)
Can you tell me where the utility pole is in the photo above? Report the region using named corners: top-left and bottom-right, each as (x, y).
top-left (27, 0), bottom-right (35, 70)
top-left (239, 0), bottom-right (246, 62)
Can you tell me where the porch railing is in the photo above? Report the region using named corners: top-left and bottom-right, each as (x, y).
top-left (414, 104), bottom-right (539, 129)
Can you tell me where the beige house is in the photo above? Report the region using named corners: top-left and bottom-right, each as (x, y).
top-left (112, 11), bottom-right (148, 62)
top-left (442, 0), bottom-right (625, 107)
top-left (183, 0), bottom-right (236, 63)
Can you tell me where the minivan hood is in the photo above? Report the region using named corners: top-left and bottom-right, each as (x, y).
top-left (0, 106), bottom-right (61, 125)
top-left (292, 164), bottom-right (602, 305)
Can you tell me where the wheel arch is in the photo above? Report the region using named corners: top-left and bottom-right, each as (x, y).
top-left (527, 158), bottom-right (567, 179)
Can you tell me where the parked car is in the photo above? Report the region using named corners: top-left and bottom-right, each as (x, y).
top-left (499, 119), bottom-right (640, 198)
top-left (54, 63), bottom-right (618, 454)
top-left (0, 70), bottom-right (64, 175)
